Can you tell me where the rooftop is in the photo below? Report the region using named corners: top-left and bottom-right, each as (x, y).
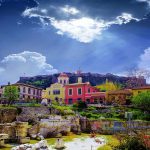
top-left (132, 86), bottom-right (150, 90)
top-left (58, 73), bottom-right (69, 78)
top-left (108, 89), bottom-right (132, 94)
top-left (12, 83), bottom-right (43, 90)
top-left (65, 82), bottom-right (90, 86)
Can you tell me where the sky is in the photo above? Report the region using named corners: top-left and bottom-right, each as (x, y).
top-left (0, 0), bottom-right (150, 84)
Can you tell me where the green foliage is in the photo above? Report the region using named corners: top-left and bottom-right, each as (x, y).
top-left (132, 91), bottom-right (150, 111)
top-left (12, 103), bottom-right (41, 107)
top-left (72, 101), bottom-right (87, 111)
top-left (78, 106), bottom-right (149, 121)
top-left (80, 111), bottom-right (100, 119)
top-left (4, 85), bottom-right (19, 105)
top-left (98, 135), bottom-right (119, 150)
top-left (114, 136), bottom-right (148, 150)
top-left (52, 104), bottom-right (75, 116)
top-left (86, 106), bottom-right (95, 111)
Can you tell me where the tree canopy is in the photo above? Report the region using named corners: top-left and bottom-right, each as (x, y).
top-left (4, 85), bottom-right (19, 105)
top-left (132, 91), bottom-right (150, 111)
top-left (72, 101), bottom-right (87, 111)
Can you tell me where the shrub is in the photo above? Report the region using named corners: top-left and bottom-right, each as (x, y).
top-left (114, 136), bottom-right (148, 150)
top-left (132, 91), bottom-right (150, 111)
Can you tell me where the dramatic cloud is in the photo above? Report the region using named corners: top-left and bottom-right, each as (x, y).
top-left (138, 47), bottom-right (150, 70)
top-left (136, 47), bottom-right (150, 82)
top-left (114, 13), bottom-right (140, 24)
top-left (0, 51), bottom-right (58, 84)
top-left (22, 6), bottom-right (140, 43)
top-left (60, 5), bottom-right (80, 15)
top-left (50, 17), bottom-right (106, 43)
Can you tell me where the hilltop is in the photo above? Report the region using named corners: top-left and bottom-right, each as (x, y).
top-left (17, 72), bottom-right (146, 89)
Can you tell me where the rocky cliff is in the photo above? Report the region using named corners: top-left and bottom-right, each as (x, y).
top-left (18, 72), bottom-right (146, 89)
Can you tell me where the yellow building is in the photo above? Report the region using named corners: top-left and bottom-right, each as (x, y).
top-left (96, 79), bottom-right (120, 92)
top-left (42, 73), bottom-right (69, 103)
top-left (132, 86), bottom-right (150, 96)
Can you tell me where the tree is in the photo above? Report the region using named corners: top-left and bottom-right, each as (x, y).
top-left (96, 79), bottom-right (120, 92)
top-left (72, 101), bottom-right (87, 111)
top-left (4, 85), bottom-right (19, 105)
top-left (132, 91), bottom-right (150, 111)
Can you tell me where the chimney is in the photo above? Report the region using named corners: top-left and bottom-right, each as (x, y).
top-left (78, 77), bottom-right (82, 83)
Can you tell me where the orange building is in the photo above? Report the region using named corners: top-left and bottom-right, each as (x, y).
top-left (107, 89), bottom-right (132, 105)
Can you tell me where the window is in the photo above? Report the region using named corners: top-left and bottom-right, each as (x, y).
top-left (37, 90), bottom-right (39, 95)
top-left (88, 88), bottom-right (90, 93)
top-left (69, 89), bottom-right (73, 95)
top-left (39, 91), bottom-right (41, 96)
top-left (68, 99), bottom-right (73, 104)
top-left (86, 99), bottom-right (90, 104)
top-left (64, 80), bottom-right (66, 84)
top-left (53, 90), bottom-right (60, 95)
top-left (60, 80), bottom-right (62, 84)
top-left (23, 87), bottom-right (26, 93)
top-left (28, 88), bottom-right (31, 94)
top-left (78, 88), bottom-right (82, 95)
top-left (77, 98), bottom-right (82, 101)
top-left (33, 89), bottom-right (35, 95)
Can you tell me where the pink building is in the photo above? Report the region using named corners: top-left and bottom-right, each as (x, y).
top-left (65, 77), bottom-right (106, 104)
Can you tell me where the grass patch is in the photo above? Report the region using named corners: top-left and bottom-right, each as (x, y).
top-left (0, 105), bottom-right (17, 110)
top-left (29, 133), bottom-right (89, 145)
top-left (98, 135), bottom-right (119, 150)
top-left (0, 144), bottom-right (12, 150)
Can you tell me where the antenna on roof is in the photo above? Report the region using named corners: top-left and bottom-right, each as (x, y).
top-left (76, 67), bottom-right (82, 75)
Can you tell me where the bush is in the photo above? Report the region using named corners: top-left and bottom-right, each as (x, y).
top-left (132, 91), bottom-right (150, 111)
top-left (72, 101), bottom-right (87, 111)
top-left (52, 104), bottom-right (75, 116)
top-left (114, 136), bottom-right (148, 150)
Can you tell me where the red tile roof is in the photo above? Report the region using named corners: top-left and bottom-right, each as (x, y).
top-left (58, 73), bottom-right (68, 78)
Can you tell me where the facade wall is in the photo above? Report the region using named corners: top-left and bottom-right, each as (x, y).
top-left (42, 83), bottom-right (65, 102)
top-left (132, 88), bottom-right (150, 97)
top-left (2, 84), bottom-right (42, 101)
top-left (57, 76), bottom-right (69, 85)
top-left (107, 90), bottom-right (132, 105)
top-left (18, 85), bottom-right (42, 100)
top-left (65, 84), bottom-right (86, 104)
top-left (65, 83), bottom-right (105, 104)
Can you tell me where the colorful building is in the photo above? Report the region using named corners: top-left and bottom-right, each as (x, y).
top-left (42, 73), bottom-right (69, 103)
top-left (65, 77), bottom-right (106, 104)
top-left (132, 86), bottom-right (150, 96)
top-left (3, 83), bottom-right (42, 101)
top-left (107, 89), bottom-right (132, 105)
top-left (42, 73), bottom-right (106, 105)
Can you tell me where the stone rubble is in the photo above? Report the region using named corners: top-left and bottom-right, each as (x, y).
top-left (11, 140), bottom-right (52, 150)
